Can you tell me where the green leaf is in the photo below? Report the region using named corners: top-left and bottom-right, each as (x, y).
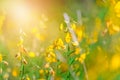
top-left (62, 71), bottom-right (71, 79)
top-left (20, 64), bottom-right (24, 78)
top-left (66, 50), bottom-right (75, 56)
top-left (114, 74), bottom-right (120, 80)
top-left (98, 7), bottom-right (108, 21)
top-left (68, 57), bottom-right (75, 65)
top-left (67, 44), bottom-right (70, 51)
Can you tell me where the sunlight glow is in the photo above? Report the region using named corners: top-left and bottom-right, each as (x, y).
top-left (10, 2), bottom-right (31, 25)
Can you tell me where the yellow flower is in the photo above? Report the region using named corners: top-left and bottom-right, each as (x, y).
top-left (65, 32), bottom-right (71, 43)
top-left (45, 46), bottom-right (57, 63)
top-left (95, 18), bottom-right (101, 32)
top-left (108, 24), bottom-right (120, 35)
top-left (12, 68), bottom-right (18, 77)
top-left (112, 25), bottom-right (120, 32)
top-left (45, 56), bottom-right (56, 63)
top-left (78, 53), bottom-right (86, 63)
top-left (75, 27), bottom-right (83, 42)
top-left (47, 45), bottom-right (54, 52)
top-left (31, 27), bottom-right (38, 34)
top-left (74, 48), bottom-right (81, 55)
top-left (76, 71), bottom-right (80, 76)
top-left (39, 69), bottom-right (44, 75)
top-left (28, 52), bottom-right (35, 58)
top-left (45, 51), bottom-right (56, 63)
top-left (110, 54), bottom-right (120, 70)
top-left (59, 62), bottom-right (68, 72)
top-left (71, 23), bottom-right (76, 30)
top-left (92, 31), bottom-right (98, 43)
top-left (45, 70), bottom-right (49, 74)
top-left (49, 52), bottom-right (56, 58)
top-left (114, 1), bottom-right (120, 17)
top-left (59, 23), bottom-right (64, 31)
top-left (53, 38), bottom-right (65, 50)
top-left (0, 54), bottom-right (2, 62)
top-left (26, 75), bottom-right (30, 80)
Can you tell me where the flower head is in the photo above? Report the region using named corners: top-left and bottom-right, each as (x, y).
top-left (115, 1), bottom-right (120, 17)
top-left (0, 54), bottom-right (2, 62)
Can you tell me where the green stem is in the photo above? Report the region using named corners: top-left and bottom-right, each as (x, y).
top-left (20, 53), bottom-right (24, 80)
top-left (63, 13), bottom-right (89, 80)
top-left (0, 63), bottom-right (2, 79)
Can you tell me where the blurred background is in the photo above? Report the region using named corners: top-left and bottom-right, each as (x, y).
top-left (0, 0), bottom-right (120, 80)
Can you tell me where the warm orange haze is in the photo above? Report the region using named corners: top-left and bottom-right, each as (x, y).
top-left (0, 0), bottom-right (120, 80)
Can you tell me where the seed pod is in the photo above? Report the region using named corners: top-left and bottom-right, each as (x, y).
top-left (50, 69), bottom-right (55, 76)
top-left (45, 63), bottom-right (50, 68)
top-left (102, 28), bottom-right (108, 36)
top-left (3, 61), bottom-right (9, 66)
top-left (0, 68), bottom-right (2, 74)
top-left (23, 58), bottom-right (28, 64)
top-left (15, 53), bottom-right (20, 58)
top-left (15, 53), bottom-right (21, 60)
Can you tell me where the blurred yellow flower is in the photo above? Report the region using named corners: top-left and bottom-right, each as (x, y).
top-left (39, 69), bottom-right (44, 75)
top-left (71, 23), bottom-right (76, 30)
top-left (45, 70), bottom-right (49, 74)
top-left (59, 23), bottom-right (64, 31)
top-left (26, 76), bottom-right (30, 80)
top-left (47, 45), bottom-right (54, 52)
top-left (28, 52), bottom-right (36, 58)
top-left (114, 1), bottom-right (120, 17)
top-left (92, 31), bottom-right (98, 43)
top-left (78, 53), bottom-right (86, 63)
top-left (31, 28), bottom-right (38, 34)
top-left (112, 25), bottom-right (120, 32)
top-left (53, 38), bottom-right (65, 50)
top-left (49, 52), bottom-right (56, 58)
top-left (106, 19), bottom-right (120, 35)
top-left (65, 32), bottom-right (71, 43)
top-left (75, 27), bottom-right (83, 42)
top-left (45, 50), bottom-right (57, 63)
top-left (108, 24), bottom-right (120, 35)
top-left (110, 54), bottom-right (120, 70)
top-left (35, 33), bottom-right (45, 41)
top-left (76, 71), bottom-right (80, 76)
top-left (59, 62), bottom-right (68, 72)
top-left (12, 68), bottom-right (18, 77)
top-left (74, 47), bottom-right (81, 55)
top-left (45, 56), bottom-right (56, 63)
top-left (0, 54), bottom-right (2, 62)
